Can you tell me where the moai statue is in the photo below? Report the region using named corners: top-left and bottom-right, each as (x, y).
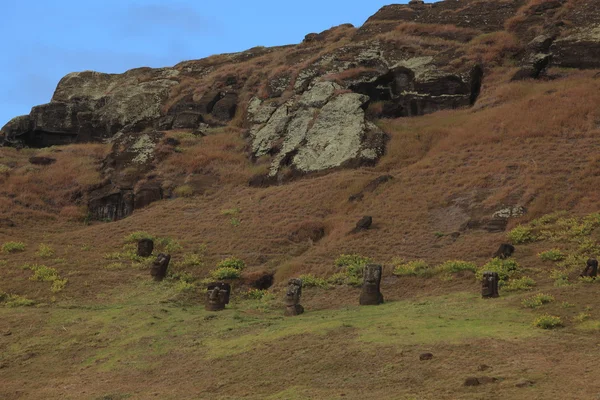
top-left (351, 216), bottom-right (373, 234)
top-left (493, 243), bottom-right (515, 259)
top-left (581, 258), bottom-right (599, 278)
top-left (482, 271), bottom-right (500, 298)
top-left (284, 278), bottom-right (304, 316)
top-left (150, 253), bottom-right (170, 281)
top-left (137, 238), bottom-right (154, 257)
top-left (360, 264), bottom-right (384, 305)
top-left (205, 282), bottom-right (231, 311)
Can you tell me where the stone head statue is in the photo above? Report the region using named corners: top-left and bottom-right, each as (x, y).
top-left (205, 282), bottom-right (231, 311)
top-left (285, 278), bottom-right (303, 306)
top-left (360, 264), bottom-right (384, 305)
top-left (150, 253), bottom-right (171, 281)
top-left (482, 271), bottom-right (499, 298)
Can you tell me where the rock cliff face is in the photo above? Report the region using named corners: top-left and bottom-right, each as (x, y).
top-left (2, 0), bottom-right (600, 220)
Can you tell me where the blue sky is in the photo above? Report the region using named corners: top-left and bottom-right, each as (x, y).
top-left (0, 1), bottom-right (412, 127)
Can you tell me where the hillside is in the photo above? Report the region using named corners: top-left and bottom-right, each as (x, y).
top-left (2, 0), bottom-right (600, 398)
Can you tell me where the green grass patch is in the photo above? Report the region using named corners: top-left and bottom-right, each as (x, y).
top-left (393, 259), bottom-right (434, 277)
top-left (507, 225), bottom-right (537, 244)
top-left (436, 260), bottom-right (477, 274)
top-left (504, 277), bottom-right (536, 292)
top-left (538, 249), bottom-right (566, 262)
top-left (2, 241), bottom-right (26, 253)
top-left (36, 243), bottom-right (55, 258)
top-left (477, 258), bottom-right (520, 281)
top-left (210, 267), bottom-right (241, 280)
top-left (521, 293), bottom-right (554, 308)
top-left (299, 274), bottom-right (329, 288)
top-left (533, 314), bottom-right (563, 329)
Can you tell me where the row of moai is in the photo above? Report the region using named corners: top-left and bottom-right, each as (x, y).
top-left (138, 237), bottom-right (599, 312)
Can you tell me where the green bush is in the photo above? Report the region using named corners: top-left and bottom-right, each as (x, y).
top-left (245, 289), bottom-right (270, 300)
top-left (436, 260), bottom-right (477, 274)
top-left (2, 294), bottom-right (35, 307)
top-left (155, 237), bottom-right (183, 253)
top-left (507, 225), bottom-right (537, 244)
top-left (36, 243), bottom-right (55, 258)
top-left (210, 267), bottom-right (241, 280)
top-left (393, 260), bottom-right (433, 277)
top-left (533, 314), bottom-right (563, 329)
top-left (579, 276), bottom-right (597, 284)
top-left (561, 301), bottom-right (575, 308)
top-left (29, 265), bottom-right (59, 282)
top-left (51, 279), bottom-right (68, 293)
top-left (299, 274), bottom-right (329, 288)
top-left (216, 257), bottom-right (245, 271)
top-left (174, 185), bottom-right (194, 198)
top-left (521, 293), bottom-right (554, 308)
top-left (23, 264), bottom-right (68, 293)
top-left (504, 277), bottom-right (536, 292)
top-left (477, 258), bottom-right (520, 281)
top-left (220, 208), bottom-right (241, 216)
top-left (538, 249), bottom-right (565, 262)
top-left (124, 231), bottom-right (155, 242)
top-left (573, 312), bottom-right (591, 323)
top-left (2, 241), bottom-right (26, 253)
top-left (332, 254), bottom-right (371, 285)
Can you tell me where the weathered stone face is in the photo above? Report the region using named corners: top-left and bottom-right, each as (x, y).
top-left (284, 278), bottom-right (304, 316)
top-left (137, 239), bottom-right (154, 258)
top-left (151, 253), bottom-right (171, 281)
top-left (482, 271), bottom-right (500, 298)
top-left (205, 282), bottom-right (231, 311)
top-left (359, 264), bottom-right (384, 305)
top-left (581, 258), bottom-right (598, 278)
top-left (493, 244), bottom-right (515, 260)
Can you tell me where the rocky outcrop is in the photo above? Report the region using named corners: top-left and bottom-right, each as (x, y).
top-left (551, 25), bottom-right (600, 69)
top-left (2, 69), bottom-right (179, 147)
top-left (248, 81), bottom-right (387, 175)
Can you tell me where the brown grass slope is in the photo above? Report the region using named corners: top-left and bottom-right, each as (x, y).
top-left (2, 0), bottom-right (600, 398)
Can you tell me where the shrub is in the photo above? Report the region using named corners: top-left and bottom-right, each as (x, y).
top-left (230, 218), bottom-right (241, 227)
top-left (533, 314), bottom-right (563, 329)
top-left (29, 265), bottom-right (59, 282)
top-left (477, 258), bottom-right (520, 281)
top-left (105, 262), bottom-right (125, 270)
top-left (3, 294), bottom-right (35, 307)
top-left (174, 185), bottom-right (194, 198)
top-left (507, 225), bottom-right (536, 244)
top-left (220, 208), bottom-right (241, 216)
top-left (538, 249), bottom-right (566, 262)
top-left (579, 276), bottom-right (597, 284)
top-left (504, 277), bottom-right (536, 292)
top-left (180, 253), bottom-right (204, 268)
top-left (393, 260), bottom-right (433, 277)
top-left (216, 257), bottom-right (245, 271)
top-left (36, 244), bottom-right (55, 258)
top-left (549, 269), bottom-right (570, 287)
top-left (561, 301), bottom-right (575, 308)
top-left (245, 289), bottom-right (270, 300)
top-left (436, 260), bottom-right (477, 274)
top-left (2, 242), bottom-right (25, 253)
top-left (124, 231), bottom-right (155, 242)
top-left (573, 312), bottom-right (591, 323)
top-left (173, 280), bottom-right (195, 293)
top-left (299, 274), bottom-right (329, 288)
top-left (210, 267), bottom-right (241, 280)
top-left (522, 293), bottom-right (554, 308)
top-left (51, 279), bottom-right (68, 293)
top-left (154, 237), bottom-right (183, 253)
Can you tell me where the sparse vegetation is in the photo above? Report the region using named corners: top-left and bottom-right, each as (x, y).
top-left (504, 277), bottom-right (536, 292)
top-left (533, 314), bottom-right (563, 329)
top-left (299, 274), bottom-right (329, 288)
top-left (477, 258), bottom-right (520, 282)
top-left (393, 259), bottom-right (434, 277)
top-left (36, 243), bottom-right (55, 258)
top-left (2, 241), bottom-right (26, 253)
top-left (538, 249), bottom-right (566, 262)
top-left (508, 225), bottom-right (537, 244)
top-left (522, 293), bottom-right (554, 308)
top-left (436, 260), bottom-right (477, 274)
